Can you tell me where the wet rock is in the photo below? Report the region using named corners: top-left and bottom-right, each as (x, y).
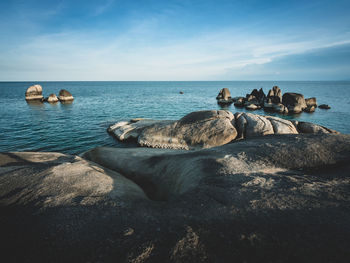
top-left (59, 89), bottom-right (74, 102)
top-left (25, 84), bottom-right (43, 101)
top-left (319, 104), bottom-right (331, 109)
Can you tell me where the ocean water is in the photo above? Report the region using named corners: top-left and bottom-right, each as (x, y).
top-left (0, 81), bottom-right (349, 154)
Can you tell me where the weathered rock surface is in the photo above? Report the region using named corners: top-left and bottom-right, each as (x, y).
top-left (216, 88), bottom-right (233, 104)
top-left (25, 84), bottom-right (44, 101)
top-left (267, 86), bottom-right (282, 104)
top-left (108, 111), bottom-right (340, 149)
top-left (297, 121), bottom-right (339, 134)
top-left (282, 93), bottom-right (307, 113)
top-left (266, 116), bottom-right (298, 134)
top-left (45, 93), bottom-right (59, 103)
top-left (236, 112), bottom-right (274, 139)
top-left (138, 110), bottom-right (237, 149)
top-left (2, 134), bottom-right (349, 262)
top-left (59, 89), bottom-right (74, 101)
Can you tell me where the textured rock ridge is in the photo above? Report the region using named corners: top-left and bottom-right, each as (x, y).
top-left (108, 110), bottom-right (339, 149)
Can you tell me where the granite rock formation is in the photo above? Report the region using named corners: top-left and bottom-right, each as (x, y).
top-left (1, 133), bottom-right (350, 262)
top-left (25, 84), bottom-right (44, 101)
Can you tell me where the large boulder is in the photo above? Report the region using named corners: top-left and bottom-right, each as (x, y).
top-left (2, 134), bottom-right (350, 262)
top-left (59, 89), bottom-right (74, 102)
top-left (108, 111), bottom-right (340, 149)
top-left (250, 88), bottom-right (266, 104)
top-left (235, 112), bottom-right (274, 139)
top-left (25, 84), bottom-right (43, 101)
top-left (138, 110), bottom-right (237, 149)
top-left (266, 116), bottom-right (298, 134)
top-left (282, 92), bottom-right (307, 113)
top-left (109, 110), bottom-right (237, 150)
top-left (297, 121), bottom-right (339, 134)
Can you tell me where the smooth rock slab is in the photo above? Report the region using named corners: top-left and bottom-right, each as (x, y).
top-left (236, 112), bottom-right (274, 139)
top-left (2, 134), bottom-right (350, 262)
top-left (266, 116), bottom-right (298, 134)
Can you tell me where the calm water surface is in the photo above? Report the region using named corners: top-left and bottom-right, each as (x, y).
top-left (1, 81), bottom-right (349, 154)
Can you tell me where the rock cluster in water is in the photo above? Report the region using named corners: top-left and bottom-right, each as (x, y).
top-left (25, 84), bottom-right (74, 103)
top-left (216, 86), bottom-right (329, 114)
top-left (108, 110), bottom-right (339, 150)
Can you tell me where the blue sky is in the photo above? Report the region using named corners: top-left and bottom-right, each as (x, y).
top-left (0, 0), bottom-right (349, 80)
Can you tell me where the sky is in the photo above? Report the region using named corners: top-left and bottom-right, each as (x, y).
top-left (0, 0), bottom-right (349, 81)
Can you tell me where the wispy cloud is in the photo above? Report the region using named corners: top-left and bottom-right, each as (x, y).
top-left (93, 0), bottom-right (115, 16)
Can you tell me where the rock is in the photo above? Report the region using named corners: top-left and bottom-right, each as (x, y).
top-left (138, 110), bottom-right (237, 149)
top-left (297, 122), bottom-right (339, 134)
top-left (272, 103), bottom-right (289, 114)
top-left (267, 86), bottom-right (282, 104)
top-left (319, 104), bottom-right (331, 109)
top-left (304, 105), bottom-right (316, 113)
top-left (266, 116), bottom-right (298, 134)
top-left (58, 89), bottom-right (74, 102)
top-left (250, 88), bottom-right (266, 104)
top-left (179, 91), bottom-right (184, 94)
top-left (2, 134), bottom-right (350, 262)
top-left (236, 112), bottom-right (274, 139)
top-left (305, 97), bottom-right (317, 107)
top-left (25, 84), bottom-right (43, 101)
top-left (216, 88), bottom-right (231, 101)
top-left (263, 101), bottom-right (275, 111)
top-left (45, 93), bottom-right (59, 103)
top-left (233, 97), bottom-right (245, 107)
top-left (245, 104), bottom-right (259, 110)
top-left (282, 92), bottom-right (307, 113)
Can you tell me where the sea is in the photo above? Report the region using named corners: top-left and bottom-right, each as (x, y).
top-left (1, 81), bottom-right (349, 154)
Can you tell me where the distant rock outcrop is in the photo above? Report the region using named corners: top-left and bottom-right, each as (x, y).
top-left (25, 84), bottom-right (44, 101)
top-left (59, 89), bottom-right (74, 102)
top-left (216, 88), bottom-right (233, 104)
top-left (45, 93), bottom-right (59, 103)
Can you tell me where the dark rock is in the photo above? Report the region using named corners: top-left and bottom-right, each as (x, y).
top-left (267, 86), bottom-right (282, 104)
top-left (234, 97), bottom-right (245, 107)
top-left (282, 92), bottom-right (307, 113)
top-left (25, 84), bottom-right (43, 101)
top-left (251, 88), bottom-right (266, 104)
top-left (319, 104), bottom-right (331, 109)
top-left (304, 105), bottom-right (316, 113)
top-left (179, 91), bottom-right (184, 94)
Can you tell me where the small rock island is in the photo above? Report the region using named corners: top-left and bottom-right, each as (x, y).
top-left (25, 85), bottom-right (74, 103)
top-left (217, 86), bottom-right (324, 114)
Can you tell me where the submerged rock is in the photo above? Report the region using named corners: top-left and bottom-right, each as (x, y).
top-left (25, 84), bottom-right (44, 101)
top-left (319, 104), bottom-right (331, 109)
top-left (59, 89), bottom-right (74, 102)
